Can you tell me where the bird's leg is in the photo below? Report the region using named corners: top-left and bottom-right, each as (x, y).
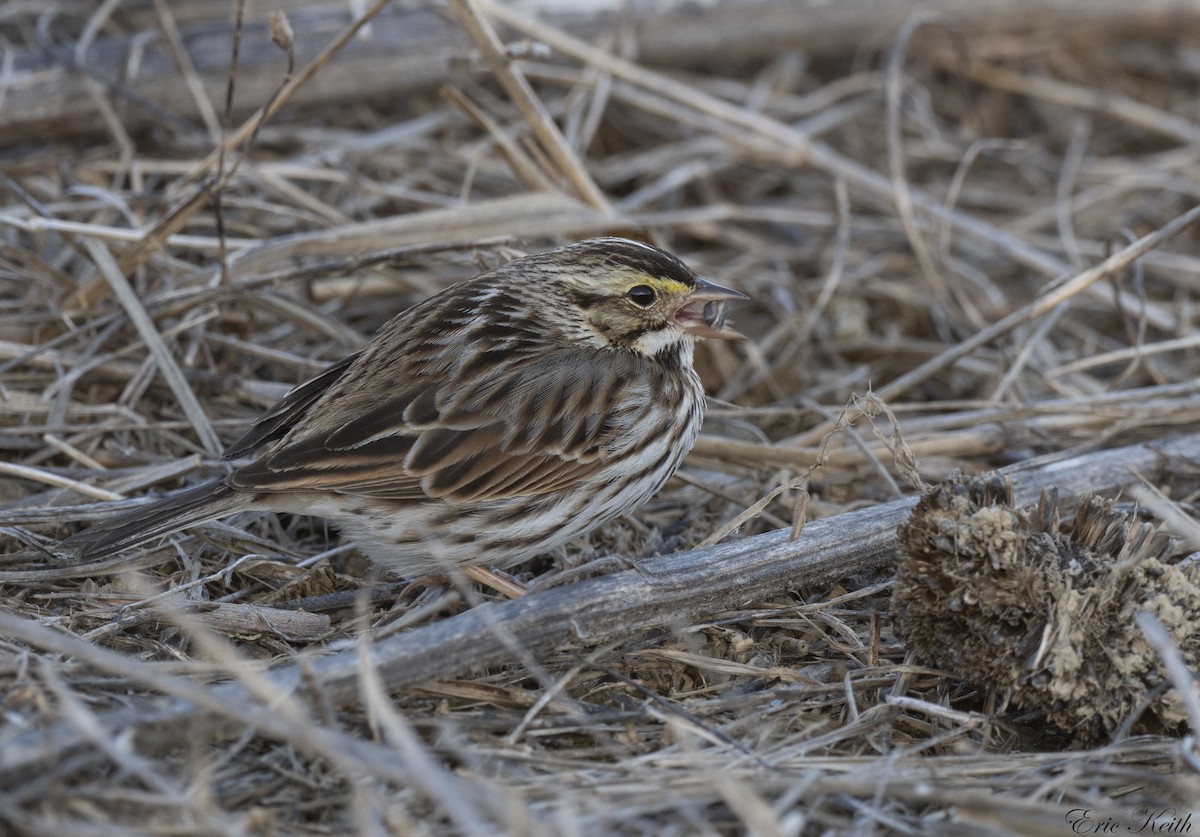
top-left (399, 565), bottom-right (526, 600)
top-left (462, 565), bottom-right (526, 598)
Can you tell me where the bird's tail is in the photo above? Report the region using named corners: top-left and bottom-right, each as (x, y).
top-left (63, 481), bottom-right (253, 561)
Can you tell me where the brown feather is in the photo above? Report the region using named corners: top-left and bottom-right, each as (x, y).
top-left (222, 352), bottom-right (360, 460)
top-left (63, 237), bottom-right (744, 574)
top-left (229, 347), bottom-right (647, 503)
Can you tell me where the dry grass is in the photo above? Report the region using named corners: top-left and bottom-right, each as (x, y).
top-left (2, 1), bottom-right (1200, 834)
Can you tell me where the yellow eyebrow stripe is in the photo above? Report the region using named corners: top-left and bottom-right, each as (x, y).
top-left (626, 275), bottom-right (690, 294)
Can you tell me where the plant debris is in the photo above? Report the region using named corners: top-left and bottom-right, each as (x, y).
top-left (894, 473), bottom-right (1200, 744)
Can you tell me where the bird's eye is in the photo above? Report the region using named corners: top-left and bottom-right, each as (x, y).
top-left (626, 284), bottom-right (656, 307)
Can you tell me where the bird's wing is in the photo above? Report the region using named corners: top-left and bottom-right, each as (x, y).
top-left (229, 351), bottom-right (650, 503)
top-left (222, 352), bottom-right (361, 460)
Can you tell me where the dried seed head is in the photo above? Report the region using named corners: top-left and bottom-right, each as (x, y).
top-left (892, 472), bottom-right (1199, 744)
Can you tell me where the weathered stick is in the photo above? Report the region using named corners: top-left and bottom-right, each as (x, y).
top-left (1, 430), bottom-right (1196, 785)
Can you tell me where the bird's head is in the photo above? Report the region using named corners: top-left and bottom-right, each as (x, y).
top-left (530, 238), bottom-right (748, 361)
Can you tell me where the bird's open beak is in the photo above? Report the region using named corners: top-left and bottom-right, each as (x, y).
top-left (674, 277), bottom-right (749, 340)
